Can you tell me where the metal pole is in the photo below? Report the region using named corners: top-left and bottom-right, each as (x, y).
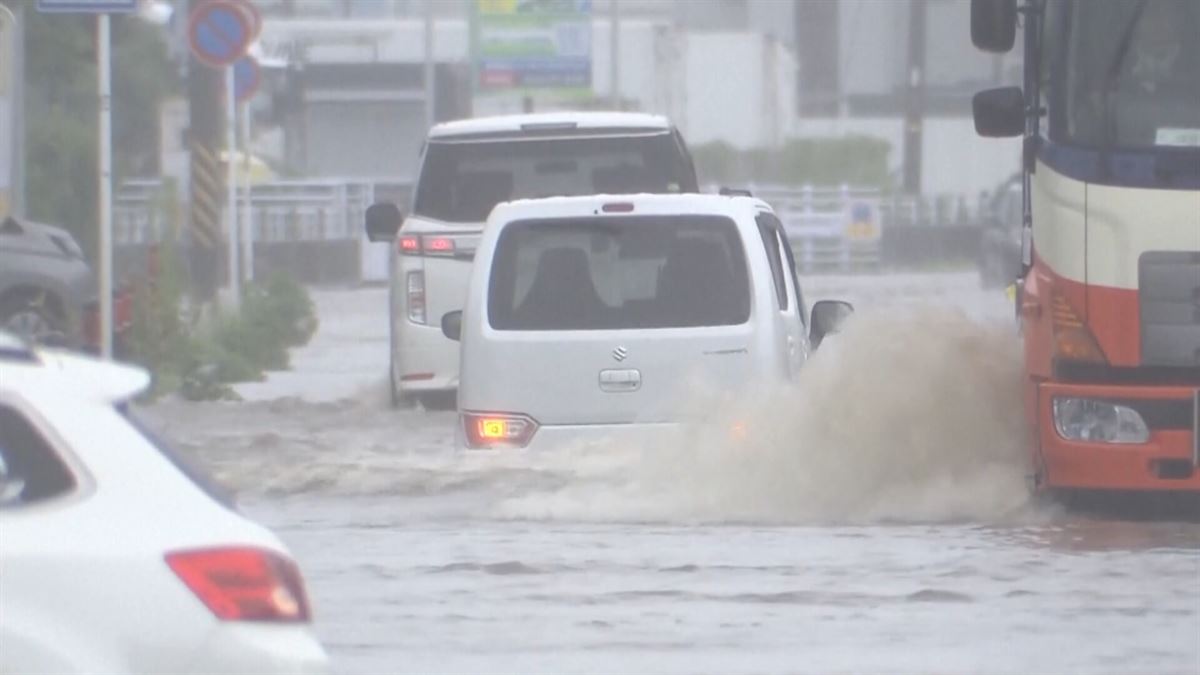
top-left (610, 0), bottom-right (620, 109)
top-left (424, 0), bottom-right (435, 127)
top-left (11, 2), bottom-right (24, 217)
top-left (901, 0), bottom-right (926, 196)
top-left (0, 3), bottom-right (14, 221)
top-left (225, 64), bottom-right (240, 306)
top-left (240, 102), bottom-right (253, 283)
top-left (98, 15), bottom-right (114, 359)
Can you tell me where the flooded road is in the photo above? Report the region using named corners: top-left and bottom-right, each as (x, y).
top-left (144, 275), bottom-right (1200, 675)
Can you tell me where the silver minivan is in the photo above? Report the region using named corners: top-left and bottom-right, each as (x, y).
top-left (441, 194), bottom-right (853, 451)
top-left (364, 112), bottom-right (700, 408)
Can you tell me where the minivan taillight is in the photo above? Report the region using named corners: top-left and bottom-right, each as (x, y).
top-left (165, 547), bottom-right (311, 623)
top-left (463, 412), bottom-right (539, 449)
top-left (407, 270), bottom-right (427, 324)
top-left (398, 235), bottom-right (420, 255)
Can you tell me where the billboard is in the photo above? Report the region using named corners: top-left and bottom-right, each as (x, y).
top-left (475, 0), bottom-right (592, 92)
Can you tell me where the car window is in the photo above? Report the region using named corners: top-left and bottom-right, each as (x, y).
top-left (414, 132), bottom-right (695, 223)
top-left (0, 402), bottom-right (76, 507)
top-left (756, 215), bottom-right (789, 312)
top-left (778, 228), bottom-right (808, 326)
top-left (488, 215), bottom-right (750, 330)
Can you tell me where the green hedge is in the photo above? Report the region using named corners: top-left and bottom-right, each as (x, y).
top-left (692, 136), bottom-right (893, 189)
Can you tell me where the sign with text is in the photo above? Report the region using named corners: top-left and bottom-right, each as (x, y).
top-left (476, 0), bottom-right (592, 92)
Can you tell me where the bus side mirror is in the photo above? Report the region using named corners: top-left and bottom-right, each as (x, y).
top-left (365, 202), bottom-right (403, 242)
top-left (971, 0), bottom-right (1017, 53)
top-left (974, 87), bottom-right (1025, 138)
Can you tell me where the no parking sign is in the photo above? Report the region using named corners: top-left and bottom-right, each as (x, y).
top-left (187, 0), bottom-right (255, 68)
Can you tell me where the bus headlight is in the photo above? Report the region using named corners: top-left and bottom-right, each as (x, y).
top-left (1052, 398), bottom-right (1150, 444)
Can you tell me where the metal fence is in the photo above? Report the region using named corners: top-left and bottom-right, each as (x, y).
top-left (115, 178), bottom-right (984, 285)
top-left (114, 178), bottom-right (412, 285)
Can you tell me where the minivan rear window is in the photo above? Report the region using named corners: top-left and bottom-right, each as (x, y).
top-left (488, 215), bottom-right (750, 330)
top-left (414, 132), bottom-right (695, 223)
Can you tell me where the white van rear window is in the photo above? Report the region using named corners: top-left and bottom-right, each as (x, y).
top-left (414, 133), bottom-right (695, 223)
top-left (488, 216), bottom-right (750, 330)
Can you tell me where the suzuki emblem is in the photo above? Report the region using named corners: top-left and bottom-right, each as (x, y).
top-left (612, 346), bottom-right (629, 362)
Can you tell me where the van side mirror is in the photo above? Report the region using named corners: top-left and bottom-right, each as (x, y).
top-left (971, 0), bottom-right (1017, 53)
top-left (441, 310), bottom-right (463, 341)
top-left (810, 300), bottom-right (854, 349)
top-left (365, 202), bottom-right (403, 242)
top-left (973, 87), bottom-right (1025, 138)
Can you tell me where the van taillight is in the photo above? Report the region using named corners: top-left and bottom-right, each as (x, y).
top-left (398, 235), bottom-right (456, 256)
top-left (463, 412), bottom-right (539, 449)
top-left (165, 547), bottom-right (311, 623)
top-left (424, 237), bottom-right (455, 255)
top-left (407, 271), bottom-right (426, 324)
top-left (398, 236), bottom-right (420, 255)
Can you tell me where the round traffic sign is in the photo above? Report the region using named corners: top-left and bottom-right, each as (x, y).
top-left (233, 55), bottom-right (261, 103)
top-left (187, 0), bottom-right (251, 68)
top-left (229, 0), bottom-right (262, 42)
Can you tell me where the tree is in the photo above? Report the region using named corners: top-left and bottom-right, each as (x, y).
top-left (3, 2), bottom-right (178, 257)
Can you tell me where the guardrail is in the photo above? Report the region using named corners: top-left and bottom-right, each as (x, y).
top-left (712, 183), bottom-right (985, 274)
top-left (114, 177), bottom-right (413, 285)
top-left (712, 183), bottom-right (883, 273)
top-left (115, 178), bottom-right (983, 285)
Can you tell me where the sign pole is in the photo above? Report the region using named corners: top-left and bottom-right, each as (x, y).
top-left (225, 63), bottom-right (240, 306)
top-left (240, 102), bottom-right (253, 283)
top-left (98, 14), bottom-right (113, 359)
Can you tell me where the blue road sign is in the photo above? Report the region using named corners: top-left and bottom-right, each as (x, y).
top-left (37, 0), bottom-right (137, 12)
top-left (188, 0), bottom-right (250, 68)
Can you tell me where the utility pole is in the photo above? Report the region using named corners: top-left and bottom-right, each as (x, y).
top-left (98, 14), bottom-right (113, 358)
top-left (11, 1), bottom-right (23, 218)
top-left (187, 0), bottom-right (225, 304)
top-left (901, 0), bottom-right (926, 196)
top-left (424, 0), bottom-right (435, 127)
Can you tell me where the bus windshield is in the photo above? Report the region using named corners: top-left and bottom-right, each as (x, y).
top-left (1063, 0), bottom-right (1200, 150)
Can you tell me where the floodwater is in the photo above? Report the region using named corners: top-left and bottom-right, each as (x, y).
top-left (144, 276), bottom-right (1200, 675)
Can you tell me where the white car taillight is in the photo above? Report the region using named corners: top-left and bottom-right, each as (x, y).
top-left (165, 547), bottom-right (312, 623)
top-left (406, 271), bottom-right (427, 324)
top-left (1052, 398), bottom-right (1150, 444)
top-left (462, 412), bottom-right (539, 449)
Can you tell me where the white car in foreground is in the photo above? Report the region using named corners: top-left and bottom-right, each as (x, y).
top-left (0, 333), bottom-right (329, 675)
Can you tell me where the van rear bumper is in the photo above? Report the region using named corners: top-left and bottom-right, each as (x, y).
top-left (457, 419), bottom-right (687, 452)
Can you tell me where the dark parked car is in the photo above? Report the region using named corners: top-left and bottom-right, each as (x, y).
top-left (0, 216), bottom-right (131, 350)
top-left (977, 174), bottom-right (1022, 289)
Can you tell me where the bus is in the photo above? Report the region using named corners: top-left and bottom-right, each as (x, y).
top-left (971, 0), bottom-right (1199, 493)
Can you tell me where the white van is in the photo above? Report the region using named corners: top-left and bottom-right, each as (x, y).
top-left (440, 194), bottom-right (853, 451)
top-left (364, 112), bottom-right (700, 407)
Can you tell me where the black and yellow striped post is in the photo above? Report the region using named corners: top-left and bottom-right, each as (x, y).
top-left (186, 0), bottom-right (226, 302)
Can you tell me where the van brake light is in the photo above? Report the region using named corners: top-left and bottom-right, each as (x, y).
top-left (398, 236), bottom-right (420, 254)
top-left (463, 412), bottom-right (539, 449)
top-left (424, 237), bottom-right (456, 254)
top-left (165, 547), bottom-right (311, 623)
